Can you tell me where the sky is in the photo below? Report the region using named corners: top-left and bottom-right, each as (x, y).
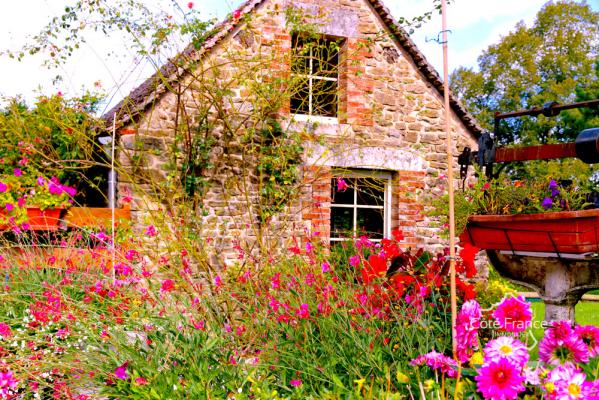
top-left (1, 0), bottom-right (597, 114)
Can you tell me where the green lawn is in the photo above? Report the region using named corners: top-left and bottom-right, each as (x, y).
top-left (526, 301), bottom-right (599, 358)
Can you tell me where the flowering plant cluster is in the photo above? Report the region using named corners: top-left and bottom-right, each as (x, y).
top-left (411, 296), bottom-right (599, 399)
top-left (0, 167), bottom-right (76, 226)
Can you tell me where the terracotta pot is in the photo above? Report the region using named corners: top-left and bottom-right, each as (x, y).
top-left (460, 209), bottom-right (599, 255)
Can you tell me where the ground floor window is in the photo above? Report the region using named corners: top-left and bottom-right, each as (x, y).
top-left (330, 170), bottom-right (391, 243)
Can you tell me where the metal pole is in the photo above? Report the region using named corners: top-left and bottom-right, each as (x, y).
top-left (111, 117), bottom-right (116, 282)
top-left (441, 0), bottom-right (458, 357)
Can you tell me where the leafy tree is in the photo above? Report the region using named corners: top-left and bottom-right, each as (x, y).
top-left (450, 0), bottom-right (598, 147)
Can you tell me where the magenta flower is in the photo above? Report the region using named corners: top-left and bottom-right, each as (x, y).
top-left (4, 203), bottom-right (14, 212)
top-left (349, 255), bottom-right (360, 267)
top-left (574, 324), bottom-right (599, 357)
top-left (492, 296), bottom-right (532, 333)
top-left (539, 334), bottom-right (589, 365)
top-left (36, 176), bottom-right (46, 186)
top-left (0, 182), bottom-right (6, 193)
top-left (336, 177), bottom-right (349, 191)
top-left (144, 225), bottom-right (157, 237)
top-left (290, 379), bottom-right (302, 387)
top-left (456, 300), bottom-right (481, 363)
top-left (114, 362), bottom-right (129, 380)
top-left (0, 323), bottom-right (12, 337)
top-left (321, 262), bottom-right (331, 273)
top-left (135, 377), bottom-right (148, 385)
top-left (17, 198), bottom-right (26, 208)
top-left (13, 168), bottom-right (22, 177)
top-left (484, 336), bottom-right (529, 367)
top-left (0, 370), bottom-right (18, 395)
top-left (297, 303), bottom-right (310, 319)
top-left (475, 357), bottom-right (525, 400)
top-left (410, 350), bottom-right (458, 378)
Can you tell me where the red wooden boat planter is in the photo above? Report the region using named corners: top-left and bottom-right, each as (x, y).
top-left (0, 207), bottom-right (65, 231)
top-left (460, 209), bottom-right (599, 257)
top-left (0, 206), bottom-right (131, 231)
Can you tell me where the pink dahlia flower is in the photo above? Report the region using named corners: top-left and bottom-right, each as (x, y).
top-left (574, 324), bottom-right (599, 358)
top-left (456, 300), bottom-right (481, 363)
top-left (545, 363), bottom-right (594, 399)
top-left (492, 296), bottom-right (532, 333)
top-left (484, 336), bottom-right (529, 367)
top-left (475, 357), bottom-right (525, 400)
top-left (539, 334), bottom-right (589, 366)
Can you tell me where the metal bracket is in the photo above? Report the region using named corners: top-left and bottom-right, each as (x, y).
top-left (425, 29), bottom-right (452, 44)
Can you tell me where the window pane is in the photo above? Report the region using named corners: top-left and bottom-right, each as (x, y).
top-left (331, 178), bottom-right (354, 204)
top-left (290, 77), bottom-right (310, 115)
top-left (312, 78), bottom-right (337, 117)
top-left (291, 35), bottom-right (311, 75)
top-left (312, 41), bottom-right (339, 78)
top-left (356, 178), bottom-right (385, 206)
top-left (356, 208), bottom-right (384, 239)
top-left (331, 207), bottom-right (354, 238)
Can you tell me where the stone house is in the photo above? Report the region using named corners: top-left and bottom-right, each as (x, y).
top-left (103, 0), bottom-right (481, 265)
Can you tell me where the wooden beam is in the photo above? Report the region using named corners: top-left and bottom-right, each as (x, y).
top-left (495, 143), bottom-right (577, 163)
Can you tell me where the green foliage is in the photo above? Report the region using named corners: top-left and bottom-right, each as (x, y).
top-left (0, 94), bottom-right (107, 206)
top-left (450, 0), bottom-right (598, 147)
top-left (252, 120), bottom-right (303, 222)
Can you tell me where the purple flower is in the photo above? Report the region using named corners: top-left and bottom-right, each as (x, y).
top-left (36, 176), bottom-right (46, 186)
top-left (549, 179), bottom-right (558, 189)
top-left (542, 197), bottom-right (553, 210)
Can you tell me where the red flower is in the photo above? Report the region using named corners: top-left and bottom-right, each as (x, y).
top-left (392, 229), bottom-right (404, 242)
top-left (360, 254), bottom-right (387, 284)
top-left (458, 243), bottom-right (479, 278)
top-left (160, 279), bottom-right (175, 293)
top-left (232, 9), bottom-right (241, 19)
top-left (187, 2), bottom-right (193, 9)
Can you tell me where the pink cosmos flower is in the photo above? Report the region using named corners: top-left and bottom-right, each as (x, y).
top-left (456, 299), bottom-right (481, 363)
top-left (492, 296), bottom-right (532, 333)
top-left (484, 336), bottom-right (529, 367)
top-left (574, 324), bottom-right (599, 357)
top-left (290, 379), bottom-right (302, 387)
top-left (114, 362), bottom-right (129, 380)
top-left (410, 350), bottom-right (458, 378)
top-left (475, 357), bottom-right (525, 400)
top-left (545, 363), bottom-right (593, 399)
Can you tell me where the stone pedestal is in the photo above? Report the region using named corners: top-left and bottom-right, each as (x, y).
top-left (486, 250), bottom-right (599, 323)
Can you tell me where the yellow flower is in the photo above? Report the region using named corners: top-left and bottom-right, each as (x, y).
top-left (396, 371), bottom-right (409, 384)
top-left (470, 351), bottom-right (484, 366)
top-left (354, 378), bottom-right (366, 392)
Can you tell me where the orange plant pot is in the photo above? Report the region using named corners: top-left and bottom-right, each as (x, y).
top-left (460, 209), bottom-right (599, 255)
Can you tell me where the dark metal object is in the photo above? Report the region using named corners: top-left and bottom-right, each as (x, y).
top-left (457, 99), bottom-right (599, 178)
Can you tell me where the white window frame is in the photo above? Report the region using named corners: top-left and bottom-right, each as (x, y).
top-left (330, 170), bottom-right (392, 242)
top-left (291, 36), bottom-right (340, 119)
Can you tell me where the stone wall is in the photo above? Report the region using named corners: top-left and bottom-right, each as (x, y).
top-left (115, 0), bottom-right (478, 265)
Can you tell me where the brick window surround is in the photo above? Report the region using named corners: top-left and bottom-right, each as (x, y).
top-left (330, 170), bottom-right (392, 242)
top-left (290, 34), bottom-right (345, 119)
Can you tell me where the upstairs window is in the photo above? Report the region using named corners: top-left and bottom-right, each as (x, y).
top-left (330, 172), bottom-right (390, 243)
top-left (290, 34), bottom-right (343, 118)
